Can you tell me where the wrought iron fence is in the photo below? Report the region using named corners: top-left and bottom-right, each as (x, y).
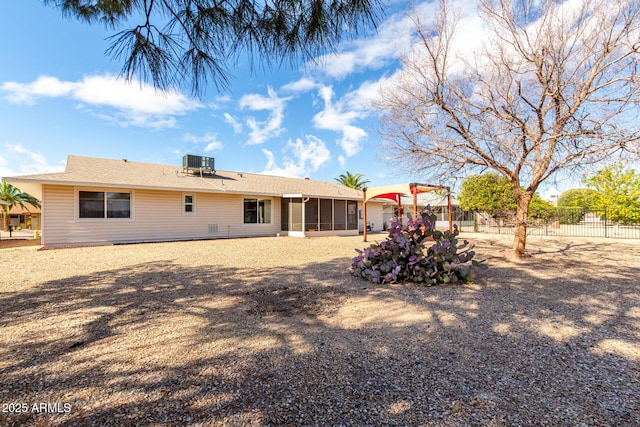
top-left (457, 207), bottom-right (640, 239)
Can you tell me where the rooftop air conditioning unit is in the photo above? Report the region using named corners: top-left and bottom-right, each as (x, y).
top-left (183, 154), bottom-right (215, 175)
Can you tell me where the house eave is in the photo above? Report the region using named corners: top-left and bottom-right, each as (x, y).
top-left (4, 177), bottom-right (366, 200)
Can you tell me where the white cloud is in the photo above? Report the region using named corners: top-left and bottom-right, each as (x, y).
top-left (0, 143), bottom-right (65, 178)
top-left (223, 113), bottom-right (243, 134)
top-left (407, 2), bottom-right (487, 77)
top-left (289, 135), bottom-right (331, 172)
top-left (314, 0), bottom-right (489, 121)
top-left (343, 76), bottom-right (392, 111)
top-left (261, 135), bottom-right (331, 178)
top-left (76, 75), bottom-right (198, 115)
top-left (1, 74), bottom-right (202, 129)
top-left (311, 3), bottom-right (424, 79)
top-left (261, 149), bottom-right (280, 173)
top-left (280, 77), bottom-right (318, 93)
top-left (313, 86), bottom-right (368, 157)
top-left (338, 127), bottom-right (368, 157)
top-left (239, 86), bottom-right (290, 145)
top-left (204, 142), bottom-right (221, 152)
top-left (208, 94), bottom-right (232, 110)
top-left (1, 76), bottom-right (75, 105)
top-left (338, 155), bottom-right (347, 169)
top-left (314, 86), bottom-right (362, 128)
top-left (308, 0), bottom-right (486, 81)
top-left (183, 133), bottom-right (223, 152)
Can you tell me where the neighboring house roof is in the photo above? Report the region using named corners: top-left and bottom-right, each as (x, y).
top-left (4, 155), bottom-right (364, 200)
top-left (7, 206), bottom-right (41, 214)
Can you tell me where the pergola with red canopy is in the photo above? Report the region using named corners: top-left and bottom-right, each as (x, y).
top-left (362, 183), bottom-right (452, 241)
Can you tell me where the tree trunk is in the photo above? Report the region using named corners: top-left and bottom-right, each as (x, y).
top-left (3, 207), bottom-right (9, 232)
top-left (513, 193), bottom-right (533, 257)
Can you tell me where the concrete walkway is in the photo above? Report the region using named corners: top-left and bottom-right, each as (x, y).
top-left (0, 229), bottom-right (39, 240)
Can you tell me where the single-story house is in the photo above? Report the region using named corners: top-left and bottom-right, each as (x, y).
top-left (2, 206), bottom-right (42, 230)
top-left (3, 155), bottom-right (384, 247)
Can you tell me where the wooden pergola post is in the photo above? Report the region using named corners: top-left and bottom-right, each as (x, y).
top-left (412, 183), bottom-right (418, 219)
top-left (363, 187), bottom-right (368, 242)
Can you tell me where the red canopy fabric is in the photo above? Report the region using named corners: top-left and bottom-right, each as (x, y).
top-left (362, 183), bottom-right (452, 241)
top-left (363, 183), bottom-right (446, 203)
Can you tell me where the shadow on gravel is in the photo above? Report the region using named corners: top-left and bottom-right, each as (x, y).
top-left (0, 240), bottom-right (639, 426)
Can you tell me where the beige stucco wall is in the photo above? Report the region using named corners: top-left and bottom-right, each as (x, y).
top-left (361, 202), bottom-right (384, 232)
top-left (41, 185), bottom-right (281, 246)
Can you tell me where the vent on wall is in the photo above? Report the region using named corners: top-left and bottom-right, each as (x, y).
top-left (208, 224), bottom-right (219, 234)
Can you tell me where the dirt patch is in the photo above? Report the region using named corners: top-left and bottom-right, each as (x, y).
top-left (244, 285), bottom-right (347, 317)
top-left (0, 233), bottom-right (638, 426)
top-left (0, 238), bottom-right (41, 249)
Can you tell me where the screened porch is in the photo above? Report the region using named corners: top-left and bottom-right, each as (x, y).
top-left (280, 196), bottom-right (359, 236)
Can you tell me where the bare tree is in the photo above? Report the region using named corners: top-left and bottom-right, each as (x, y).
top-left (376, 0), bottom-right (640, 256)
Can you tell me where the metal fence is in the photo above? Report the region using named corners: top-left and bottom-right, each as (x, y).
top-left (456, 207), bottom-right (640, 239)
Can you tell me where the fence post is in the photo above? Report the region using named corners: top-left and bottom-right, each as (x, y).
top-left (604, 207), bottom-right (607, 238)
top-left (545, 209), bottom-right (549, 236)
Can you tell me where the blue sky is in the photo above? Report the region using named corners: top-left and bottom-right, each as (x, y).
top-left (0, 1), bottom-right (418, 187)
top-left (1, 1), bottom-right (591, 198)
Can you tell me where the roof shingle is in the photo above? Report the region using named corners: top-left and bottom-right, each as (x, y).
top-left (5, 155), bottom-right (364, 200)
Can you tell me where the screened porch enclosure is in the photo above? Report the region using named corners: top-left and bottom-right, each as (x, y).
top-left (281, 197), bottom-right (358, 233)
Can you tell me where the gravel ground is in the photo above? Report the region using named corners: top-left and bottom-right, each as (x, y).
top-left (0, 233), bottom-right (639, 426)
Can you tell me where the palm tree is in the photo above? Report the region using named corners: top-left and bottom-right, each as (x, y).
top-left (335, 172), bottom-right (370, 190)
top-left (1, 180), bottom-right (41, 231)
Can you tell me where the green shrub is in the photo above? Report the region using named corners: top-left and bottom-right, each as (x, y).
top-left (556, 207), bottom-right (588, 225)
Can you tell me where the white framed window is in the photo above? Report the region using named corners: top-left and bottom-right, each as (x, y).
top-left (244, 198), bottom-right (271, 224)
top-left (183, 194), bottom-right (195, 214)
top-left (77, 189), bottom-right (132, 220)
